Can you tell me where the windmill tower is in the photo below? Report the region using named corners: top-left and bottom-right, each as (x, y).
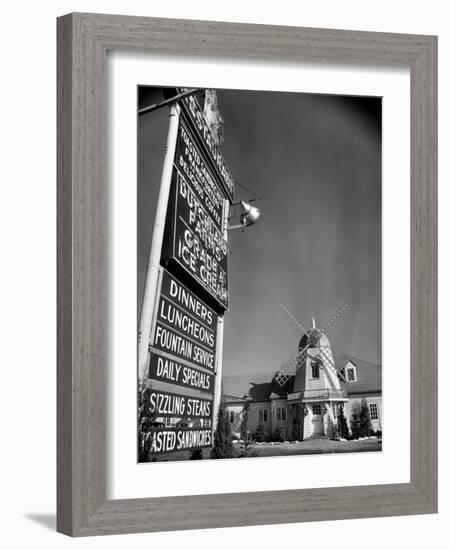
top-left (276, 305), bottom-right (350, 439)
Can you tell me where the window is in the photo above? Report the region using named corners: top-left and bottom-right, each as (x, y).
top-left (276, 407), bottom-right (286, 421)
top-left (311, 364), bottom-right (320, 378)
top-left (369, 403), bottom-right (379, 420)
top-left (259, 409), bottom-right (268, 423)
top-left (229, 411), bottom-right (235, 423)
top-left (312, 404), bottom-right (322, 416)
top-left (345, 362), bottom-right (357, 382)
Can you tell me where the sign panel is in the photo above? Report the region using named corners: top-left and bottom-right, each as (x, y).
top-left (164, 171), bottom-right (229, 310)
top-left (156, 285), bottom-right (217, 353)
top-left (146, 388), bottom-right (212, 419)
top-left (149, 427), bottom-right (212, 454)
top-left (160, 268), bottom-right (218, 331)
top-left (156, 298), bottom-right (216, 351)
top-left (162, 111), bottom-right (229, 311)
top-left (177, 90), bottom-right (235, 202)
top-left (150, 269), bottom-right (217, 371)
top-left (152, 322), bottom-right (216, 370)
top-left (175, 120), bottom-right (225, 230)
top-left (148, 351), bottom-right (214, 393)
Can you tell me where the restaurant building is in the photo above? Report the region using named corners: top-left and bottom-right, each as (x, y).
top-left (223, 335), bottom-right (382, 441)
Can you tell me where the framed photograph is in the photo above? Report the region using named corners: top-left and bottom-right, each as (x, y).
top-left (57, 13), bottom-right (437, 536)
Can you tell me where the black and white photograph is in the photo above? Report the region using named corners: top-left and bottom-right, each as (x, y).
top-left (137, 86), bottom-right (382, 462)
top-left (0, 0), bottom-right (442, 544)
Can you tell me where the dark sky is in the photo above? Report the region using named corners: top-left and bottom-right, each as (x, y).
top-left (138, 88), bottom-right (381, 378)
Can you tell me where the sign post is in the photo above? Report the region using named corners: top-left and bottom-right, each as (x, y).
top-left (138, 102), bottom-right (180, 380)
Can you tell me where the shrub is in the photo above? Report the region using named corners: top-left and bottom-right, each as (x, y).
top-left (210, 400), bottom-right (234, 459)
top-left (271, 426), bottom-right (285, 443)
top-left (236, 434), bottom-right (258, 458)
top-left (138, 379), bottom-right (158, 462)
top-left (328, 417), bottom-right (339, 440)
top-left (350, 402), bottom-right (361, 439)
top-left (359, 398), bottom-right (373, 437)
top-left (337, 404), bottom-right (350, 439)
top-left (291, 415), bottom-right (302, 441)
top-left (189, 449), bottom-right (203, 460)
top-left (240, 401), bottom-right (250, 443)
top-left (254, 423), bottom-right (268, 442)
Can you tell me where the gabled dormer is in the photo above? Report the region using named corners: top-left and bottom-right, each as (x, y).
top-left (342, 360), bottom-right (358, 382)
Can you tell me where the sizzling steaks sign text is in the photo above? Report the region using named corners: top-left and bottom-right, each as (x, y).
top-left (146, 388), bottom-right (212, 419)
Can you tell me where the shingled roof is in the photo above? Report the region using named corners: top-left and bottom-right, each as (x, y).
top-left (222, 371), bottom-right (294, 402)
top-left (335, 354), bottom-right (382, 395)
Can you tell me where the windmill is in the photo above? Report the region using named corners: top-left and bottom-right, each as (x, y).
top-left (274, 303), bottom-right (350, 389)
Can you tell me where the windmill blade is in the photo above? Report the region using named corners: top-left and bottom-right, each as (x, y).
top-left (274, 353), bottom-right (300, 386)
top-left (275, 353), bottom-right (298, 378)
top-left (320, 303), bottom-right (350, 333)
top-left (274, 371), bottom-right (293, 387)
top-left (275, 304), bottom-right (309, 387)
top-left (319, 344), bottom-right (346, 382)
top-left (278, 304), bottom-right (307, 337)
top-left (316, 355), bottom-right (338, 392)
top-left (274, 341), bottom-right (313, 386)
top-left (298, 338), bottom-right (316, 363)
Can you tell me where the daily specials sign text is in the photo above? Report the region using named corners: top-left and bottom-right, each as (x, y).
top-left (148, 352), bottom-right (214, 393)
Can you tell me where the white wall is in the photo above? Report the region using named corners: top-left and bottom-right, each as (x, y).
top-left (0, 1), bottom-right (447, 548)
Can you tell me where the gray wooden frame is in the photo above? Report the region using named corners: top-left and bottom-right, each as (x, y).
top-left (57, 12), bottom-right (438, 537)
